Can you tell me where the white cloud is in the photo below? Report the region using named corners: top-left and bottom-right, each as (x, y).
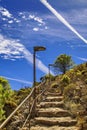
top-left (29, 14), bottom-right (35, 19)
top-left (19, 12), bottom-right (23, 15)
top-left (2, 17), bottom-right (7, 21)
top-left (15, 20), bottom-right (20, 23)
top-left (0, 34), bottom-right (25, 60)
top-left (8, 20), bottom-right (13, 24)
top-left (33, 27), bottom-right (39, 31)
top-left (0, 7), bottom-right (21, 24)
top-left (29, 14), bottom-right (45, 25)
top-left (0, 7), bottom-right (12, 18)
top-left (60, 9), bottom-right (87, 25)
top-left (22, 15), bottom-right (26, 19)
top-left (17, 12), bottom-right (47, 31)
top-left (14, 18), bottom-right (21, 23)
top-left (45, 26), bottom-right (48, 29)
top-left (19, 13), bottom-right (45, 25)
top-left (34, 17), bottom-right (45, 24)
top-left (0, 34), bottom-right (50, 74)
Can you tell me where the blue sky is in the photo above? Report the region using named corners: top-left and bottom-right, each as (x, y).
top-left (0, 0), bottom-right (87, 90)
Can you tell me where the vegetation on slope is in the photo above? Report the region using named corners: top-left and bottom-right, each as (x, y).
top-left (51, 62), bottom-right (87, 129)
top-left (0, 77), bottom-right (14, 122)
top-left (0, 76), bottom-right (31, 124)
top-left (0, 54), bottom-right (87, 129)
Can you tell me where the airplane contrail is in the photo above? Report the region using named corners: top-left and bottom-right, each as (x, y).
top-left (40, 0), bottom-right (87, 44)
top-left (75, 56), bottom-right (87, 62)
top-left (1, 75), bottom-right (32, 85)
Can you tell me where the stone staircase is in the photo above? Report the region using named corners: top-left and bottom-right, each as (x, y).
top-left (30, 90), bottom-right (78, 130)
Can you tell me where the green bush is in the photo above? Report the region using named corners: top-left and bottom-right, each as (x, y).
top-left (51, 82), bottom-right (58, 88)
top-left (61, 75), bottom-right (70, 84)
top-left (15, 87), bottom-right (31, 104)
top-left (59, 75), bottom-right (70, 94)
top-left (63, 83), bottom-right (76, 101)
top-left (76, 70), bottom-right (82, 77)
top-left (44, 74), bottom-right (55, 81)
top-left (85, 79), bottom-right (87, 84)
top-left (4, 101), bottom-right (17, 117)
top-left (69, 103), bottom-right (82, 117)
top-left (0, 77), bottom-right (13, 121)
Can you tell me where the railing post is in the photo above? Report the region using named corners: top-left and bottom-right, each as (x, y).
top-left (33, 88), bottom-right (36, 117)
top-left (28, 101), bottom-right (30, 130)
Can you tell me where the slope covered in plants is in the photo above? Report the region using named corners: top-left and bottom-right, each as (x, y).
top-left (51, 62), bottom-right (87, 129)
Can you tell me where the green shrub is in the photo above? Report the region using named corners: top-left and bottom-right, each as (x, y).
top-left (44, 74), bottom-right (55, 81)
top-left (51, 82), bottom-right (58, 88)
top-left (85, 79), bottom-right (87, 84)
top-left (69, 103), bottom-right (82, 117)
top-left (61, 75), bottom-right (70, 84)
top-left (63, 84), bottom-right (76, 101)
top-left (50, 76), bottom-right (55, 81)
top-left (0, 77), bottom-right (13, 121)
top-left (4, 101), bottom-right (17, 117)
top-left (58, 75), bottom-right (70, 95)
top-left (76, 64), bottom-right (85, 71)
top-left (76, 70), bottom-right (81, 77)
top-left (15, 87), bottom-right (31, 104)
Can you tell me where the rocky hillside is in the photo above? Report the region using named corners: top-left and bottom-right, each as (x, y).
top-left (0, 62), bottom-right (87, 130)
top-left (50, 62), bottom-right (87, 129)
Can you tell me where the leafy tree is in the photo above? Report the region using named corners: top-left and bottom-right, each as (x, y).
top-left (0, 77), bottom-right (13, 122)
top-left (54, 54), bottom-right (74, 74)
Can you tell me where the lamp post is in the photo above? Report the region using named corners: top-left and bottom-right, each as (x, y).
top-left (33, 46), bottom-right (46, 87)
top-left (48, 64), bottom-right (54, 85)
top-left (33, 46), bottom-right (46, 116)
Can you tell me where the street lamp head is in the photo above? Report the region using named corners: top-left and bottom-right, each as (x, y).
top-left (34, 46), bottom-right (46, 52)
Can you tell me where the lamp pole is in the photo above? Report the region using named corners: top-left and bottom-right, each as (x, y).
top-left (33, 46), bottom-right (46, 116)
top-left (48, 64), bottom-right (54, 85)
top-left (48, 64), bottom-right (51, 85)
top-left (33, 46), bottom-right (46, 87)
top-left (33, 49), bottom-right (36, 88)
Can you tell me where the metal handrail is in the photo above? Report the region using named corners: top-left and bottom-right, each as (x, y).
top-left (0, 81), bottom-right (46, 130)
top-left (20, 99), bottom-right (35, 130)
top-left (20, 82), bottom-right (48, 130)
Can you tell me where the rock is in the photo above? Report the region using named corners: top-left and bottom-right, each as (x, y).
top-left (7, 120), bottom-right (22, 130)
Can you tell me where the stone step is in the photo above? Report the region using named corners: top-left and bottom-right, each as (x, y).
top-left (45, 96), bottom-right (63, 102)
top-left (34, 117), bottom-right (77, 126)
top-left (47, 88), bottom-right (59, 93)
top-left (30, 126), bottom-right (78, 130)
top-left (45, 92), bottom-right (62, 97)
top-left (37, 108), bottom-right (71, 117)
top-left (37, 101), bottom-right (64, 108)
